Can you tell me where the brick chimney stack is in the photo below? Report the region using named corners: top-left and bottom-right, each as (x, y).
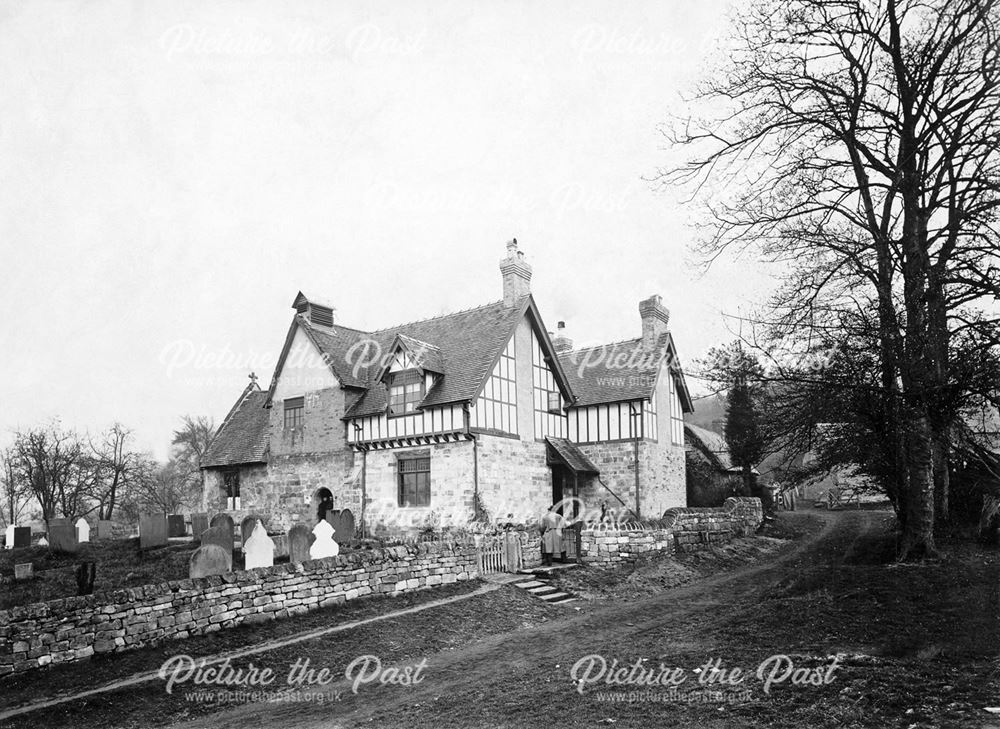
top-left (639, 295), bottom-right (670, 349)
top-left (552, 321), bottom-right (573, 353)
top-left (500, 238), bottom-right (532, 307)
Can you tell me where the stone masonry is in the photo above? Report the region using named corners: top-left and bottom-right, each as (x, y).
top-left (0, 541), bottom-right (476, 678)
top-left (578, 497), bottom-right (764, 567)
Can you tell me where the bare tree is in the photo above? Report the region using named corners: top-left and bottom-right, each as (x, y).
top-left (171, 415), bottom-right (214, 485)
top-left (10, 423), bottom-right (88, 522)
top-left (88, 423), bottom-right (146, 520)
top-left (664, 0), bottom-right (1000, 559)
top-left (0, 448), bottom-right (31, 528)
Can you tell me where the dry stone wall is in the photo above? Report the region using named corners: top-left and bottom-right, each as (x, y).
top-left (579, 497), bottom-right (764, 567)
top-left (0, 542), bottom-right (477, 678)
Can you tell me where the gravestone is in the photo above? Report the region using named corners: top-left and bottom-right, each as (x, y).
top-left (189, 544), bottom-right (232, 578)
top-left (243, 520), bottom-right (275, 570)
top-left (200, 525), bottom-right (234, 557)
top-left (13, 527), bottom-right (30, 549)
top-left (191, 513), bottom-right (209, 539)
top-left (96, 520), bottom-right (114, 540)
top-left (37, 536), bottom-right (48, 547)
top-left (76, 518), bottom-right (90, 543)
top-left (139, 514), bottom-right (168, 549)
top-left (310, 519), bottom-right (340, 559)
top-left (210, 513), bottom-right (235, 539)
top-left (49, 522), bottom-right (79, 553)
top-left (287, 524), bottom-right (312, 563)
top-left (240, 516), bottom-right (261, 548)
top-left (167, 515), bottom-right (186, 538)
top-left (76, 561), bottom-right (96, 595)
top-left (329, 509), bottom-right (356, 545)
top-left (14, 563), bottom-right (33, 581)
top-left (4, 525), bottom-right (13, 549)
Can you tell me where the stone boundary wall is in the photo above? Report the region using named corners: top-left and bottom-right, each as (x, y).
top-left (579, 497), bottom-right (764, 567)
top-left (0, 542), bottom-right (477, 678)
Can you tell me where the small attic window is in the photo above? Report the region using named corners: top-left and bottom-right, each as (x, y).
top-left (310, 305), bottom-right (334, 328)
top-left (388, 369), bottom-right (425, 416)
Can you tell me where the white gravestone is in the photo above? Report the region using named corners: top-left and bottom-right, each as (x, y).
top-left (4, 525), bottom-right (13, 549)
top-left (310, 519), bottom-right (340, 559)
top-left (37, 536), bottom-right (49, 547)
top-left (243, 520), bottom-right (275, 570)
top-left (76, 518), bottom-right (90, 543)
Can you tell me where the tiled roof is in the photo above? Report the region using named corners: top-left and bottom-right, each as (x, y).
top-left (343, 299), bottom-right (529, 418)
top-left (395, 334), bottom-right (445, 373)
top-left (546, 437), bottom-right (599, 474)
top-left (298, 320), bottom-right (371, 389)
top-left (684, 423), bottom-right (742, 473)
top-left (558, 334), bottom-right (694, 411)
top-left (201, 387), bottom-right (269, 468)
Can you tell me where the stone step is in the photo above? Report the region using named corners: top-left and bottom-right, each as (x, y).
top-left (528, 586), bottom-right (557, 595)
top-left (514, 580), bottom-right (546, 589)
top-left (538, 591), bottom-right (569, 601)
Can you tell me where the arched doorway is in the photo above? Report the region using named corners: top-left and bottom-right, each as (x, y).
top-left (311, 487), bottom-right (333, 524)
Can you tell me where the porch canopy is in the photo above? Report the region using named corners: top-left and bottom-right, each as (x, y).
top-left (545, 437), bottom-right (599, 475)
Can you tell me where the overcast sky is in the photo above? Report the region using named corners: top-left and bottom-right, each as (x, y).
top-left (0, 0), bottom-right (772, 460)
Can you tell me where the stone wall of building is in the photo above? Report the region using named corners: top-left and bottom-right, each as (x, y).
top-left (578, 497), bottom-right (764, 567)
top-left (363, 439), bottom-right (476, 533)
top-left (0, 542), bottom-right (477, 678)
top-left (476, 435), bottom-right (551, 524)
top-left (575, 440), bottom-right (686, 520)
top-left (202, 385), bottom-right (361, 533)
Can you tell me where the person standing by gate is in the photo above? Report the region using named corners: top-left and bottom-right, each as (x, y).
top-left (540, 506), bottom-right (566, 566)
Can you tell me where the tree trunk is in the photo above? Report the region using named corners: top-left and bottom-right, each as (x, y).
top-left (898, 413), bottom-right (937, 559)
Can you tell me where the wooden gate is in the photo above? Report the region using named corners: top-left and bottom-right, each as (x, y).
top-left (476, 532), bottom-right (524, 574)
top-left (560, 522), bottom-right (582, 563)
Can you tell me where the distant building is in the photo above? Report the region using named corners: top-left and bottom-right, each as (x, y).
top-left (200, 240), bottom-right (694, 533)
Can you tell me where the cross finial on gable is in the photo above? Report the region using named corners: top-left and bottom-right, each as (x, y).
top-left (249, 371), bottom-right (259, 386)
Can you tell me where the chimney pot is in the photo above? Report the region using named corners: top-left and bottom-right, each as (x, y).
top-left (552, 320), bottom-right (573, 353)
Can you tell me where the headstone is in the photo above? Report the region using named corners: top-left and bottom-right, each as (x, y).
top-left (189, 544), bottom-right (232, 578)
top-left (14, 563), bottom-right (33, 581)
top-left (329, 509), bottom-right (356, 545)
top-left (4, 525), bottom-right (13, 549)
top-left (310, 519), bottom-right (340, 559)
top-left (167, 515), bottom-right (186, 538)
top-left (240, 516), bottom-right (261, 547)
top-left (75, 561), bottom-right (96, 595)
top-left (37, 536), bottom-right (48, 547)
top-left (96, 520), bottom-right (115, 540)
top-left (243, 520), bottom-right (275, 570)
top-left (139, 514), bottom-right (168, 549)
top-left (75, 518), bottom-right (91, 543)
top-left (200, 525), bottom-right (234, 557)
top-left (191, 513), bottom-right (209, 539)
top-left (210, 513), bottom-right (235, 539)
top-left (13, 527), bottom-right (30, 549)
top-left (287, 524), bottom-right (312, 563)
top-left (49, 522), bottom-right (79, 553)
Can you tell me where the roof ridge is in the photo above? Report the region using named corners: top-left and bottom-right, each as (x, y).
top-left (366, 299), bottom-right (507, 334)
top-left (561, 337), bottom-right (643, 355)
top-left (298, 317), bottom-right (371, 336)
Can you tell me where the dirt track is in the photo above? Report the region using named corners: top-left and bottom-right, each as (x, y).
top-left (163, 509), bottom-right (974, 729)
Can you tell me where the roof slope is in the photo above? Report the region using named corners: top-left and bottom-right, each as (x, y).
top-left (558, 334), bottom-right (693, 411)
top-left (684, 422), bottom-right (737, 472)
top-left (546, 437), bottom-right (599, 474)
top-left (343, 299), bottom-right (528, 418)
top-left (202, 386), bottom-right (269, 468)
